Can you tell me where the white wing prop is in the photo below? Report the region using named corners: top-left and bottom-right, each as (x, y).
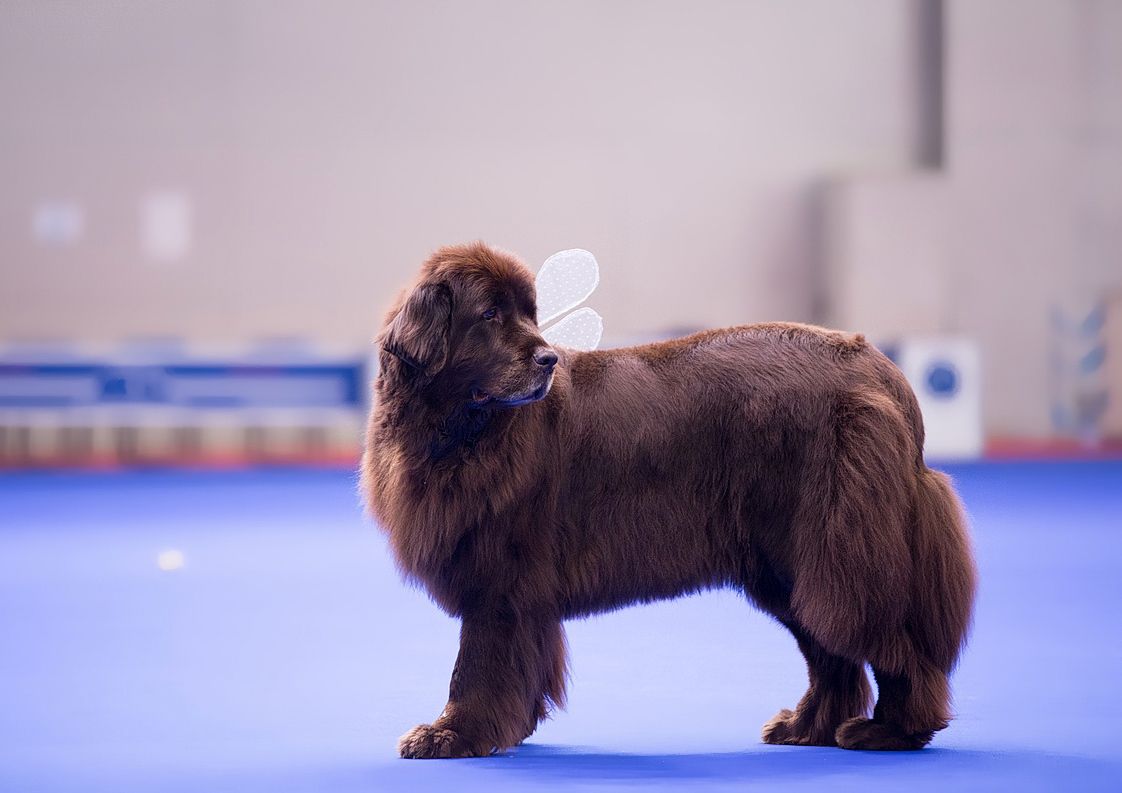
top-left (536, 248), bottom-right (603, 351)
top-left (542, 306), bottom-right (603, 351)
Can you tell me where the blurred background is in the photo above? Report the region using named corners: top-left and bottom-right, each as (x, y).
top-left (2, 0), bottom-right (1120, 468)
top-left (4, 5), bottom-right (1122, 791)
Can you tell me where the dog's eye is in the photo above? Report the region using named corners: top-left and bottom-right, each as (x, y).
top-left (482, 308), bottom-right (498, 321)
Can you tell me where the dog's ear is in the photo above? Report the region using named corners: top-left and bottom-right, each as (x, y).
top-left (379, 282), bottom-right (453, 379)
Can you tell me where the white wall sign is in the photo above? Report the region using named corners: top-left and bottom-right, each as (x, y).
top-left (896, 337), bottom-right (984, 460)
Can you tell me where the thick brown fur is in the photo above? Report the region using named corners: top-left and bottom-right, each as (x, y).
top-left (362, 241), bottom-right (977, 758)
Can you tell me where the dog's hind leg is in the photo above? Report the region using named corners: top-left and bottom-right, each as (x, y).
top-left (834, 466), bottom-right (974, 751)
top-left (762, 622), bottom-right (872, 747)
top-left (835, 656), bottom-right (950, 750)
top-left (397, 610), bottom-right (568, 759)
top-left (765, 388), bottom-right (922, 748)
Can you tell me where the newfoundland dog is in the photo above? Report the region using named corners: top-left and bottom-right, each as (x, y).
top-left (362, 241), bottom-right (976, 758)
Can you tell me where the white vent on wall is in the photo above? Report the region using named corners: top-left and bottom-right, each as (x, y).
top-left (141, 191), bottom-right (192, 262)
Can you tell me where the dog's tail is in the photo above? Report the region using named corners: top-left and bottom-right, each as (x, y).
top-left (909, 466), bottom-right (977, 673)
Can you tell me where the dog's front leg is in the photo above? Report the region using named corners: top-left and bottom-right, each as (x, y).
top-left (397, 608), bottom-right (566, 759)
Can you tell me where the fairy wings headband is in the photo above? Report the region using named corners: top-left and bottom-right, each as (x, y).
top-left (536, 249), bottom-right (603, 352)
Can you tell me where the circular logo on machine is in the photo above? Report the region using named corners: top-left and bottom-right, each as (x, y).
top-left (925, 361), bottom-right (959, 399)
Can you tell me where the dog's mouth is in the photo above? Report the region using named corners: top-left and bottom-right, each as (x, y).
top-left (472, 373), bottom-right (553, 408)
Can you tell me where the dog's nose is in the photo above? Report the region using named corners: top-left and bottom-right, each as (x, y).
top-left (533, 348), bottom-right (558, 368)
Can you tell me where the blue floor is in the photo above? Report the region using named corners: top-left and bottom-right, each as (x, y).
top-left (1, 461), bottom-right (1120, 792)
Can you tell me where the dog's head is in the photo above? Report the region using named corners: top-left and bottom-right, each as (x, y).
top-left (378, 242), bottom-right (558, 408)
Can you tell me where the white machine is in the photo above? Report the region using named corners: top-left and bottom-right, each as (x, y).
top-left (892, 337), bottom-right (984, 461)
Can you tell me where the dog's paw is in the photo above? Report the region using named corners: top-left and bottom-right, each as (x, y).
top-left (761, 709), bottom-right (800, 745)
top-left (834, 717), bottom-right (933, 751)
top-left (396, 724), bottom-right (478, 759)
top-left (761, 708), bottom-right (838, 747)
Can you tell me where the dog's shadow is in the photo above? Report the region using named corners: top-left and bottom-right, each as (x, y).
top-left (476, 743), bottom-right (1121, 788)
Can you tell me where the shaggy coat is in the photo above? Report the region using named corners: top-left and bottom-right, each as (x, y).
top-left (362, 242), bottom-right (977, 758)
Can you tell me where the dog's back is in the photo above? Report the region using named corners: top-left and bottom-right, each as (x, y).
top-left (548, 323), bottom-right (924, 611)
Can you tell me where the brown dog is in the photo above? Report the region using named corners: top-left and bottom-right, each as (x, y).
top-left (362, 241), bottom-right (976, 758)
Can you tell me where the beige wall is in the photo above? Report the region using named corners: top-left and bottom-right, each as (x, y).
top-left (825, 0), bottom-right (1122, 438)
top-left (0, 0), bottom-right (923, 347)
top-left (2, 1), bottom-right (1119, 439)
